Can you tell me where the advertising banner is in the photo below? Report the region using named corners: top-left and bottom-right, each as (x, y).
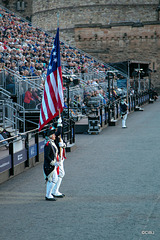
top-left (0, 155), bottom-right (11, 173)
top-left (39, 140), bottom-right (45, 154)
top-left (29, 144), bottom-right (37, 158)
top-left (14, 149), bottom-right (27, 166)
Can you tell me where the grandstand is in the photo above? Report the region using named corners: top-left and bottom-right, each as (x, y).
top-left (0, 4), bottom-right (153, 136)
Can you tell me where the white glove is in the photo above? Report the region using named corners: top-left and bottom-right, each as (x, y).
top-left (63, 142), bottom-right (66, 148)
top-left (57, 117), bottom-right (62, 127)
top-left (58, 117), bottom-right (62, 124)
top-left (59, 141), bottom-right (63, 147)
top-left (54, 162), bottom-right (59, 167)
top-left (50, 160), bottom-right (56, 166)
top-left (62, 142), bottom-right (66, 148)
top-left (59, 157), bottom-right (62, 163)
top-left (59, 140), bottom-right (66, 148)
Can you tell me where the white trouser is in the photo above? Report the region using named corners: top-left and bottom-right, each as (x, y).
top-left (52, 167), bottom-right (58, 184)
top-left (46, 181), bottom-right (55, 198)
top-left (44, 169), bottom-right (55, 199)
top-left (52, 161), bottom-right (65, 182)
top-left (122, 113), bottom-right (127, 127)
top-left (58, 160), bottom-right (65, 178)
top-left (52, 160), bottom-right (65, 195)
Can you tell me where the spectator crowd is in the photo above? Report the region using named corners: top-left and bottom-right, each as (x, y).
top-left (0, 6), bottom-right (129, 118)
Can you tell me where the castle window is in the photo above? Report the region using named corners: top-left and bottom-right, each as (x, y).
top-left (156, 4), bottom-right (160, 21)
top-left (94, 34), bottom-right (98, 40)
top-left (16, 1), bottom-right (25, 11)
top-left (153, 62), bottom-right (155, 71)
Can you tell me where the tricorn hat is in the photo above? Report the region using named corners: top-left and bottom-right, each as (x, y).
top-left (45, 127), bottom-right (55, 137)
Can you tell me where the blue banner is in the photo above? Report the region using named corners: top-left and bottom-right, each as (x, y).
top-left (29, 144), bottom-right (37, 158)
top-left (39, 140), bottom-right (45, 154)
top-left (0, 155), bottom-right (11, 173)
top-left (14, 149), bottom-right (27, 166)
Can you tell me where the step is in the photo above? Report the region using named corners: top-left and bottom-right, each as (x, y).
top-left (109, 119), bottom-right (118, 126)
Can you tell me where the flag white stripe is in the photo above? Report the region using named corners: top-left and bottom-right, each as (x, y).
top-left (42, 93), bottom-right (48, 120)
top-left (50, 72), bottom-right (58, 103)
top-left (45, 79), bottom-right (56, 115)
top-left (57, 68), bottom-right (64, 106)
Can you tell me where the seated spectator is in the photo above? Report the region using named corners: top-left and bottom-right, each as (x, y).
top-left (0, 127), bottom-right (9, 149)
top-left (69, 98), bottom-right (75, 109)
top-left (24, 87), bottom-right (36, 109)
top-left (6, 72), bottom-right (15, 94)
top-left (32, 88), bottom-right (41, 102)
top-left (84, 92), bottom-right (91, 107)
top-left (1, 128), bottom-right (11, 140)
top-left (32, 87), bottom-right (41, 109)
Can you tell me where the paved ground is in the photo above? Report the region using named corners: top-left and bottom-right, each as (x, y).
top-left (0, 100), bottom-right (160, 240)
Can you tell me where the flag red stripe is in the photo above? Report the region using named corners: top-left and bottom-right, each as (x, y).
top-left (47, 75), bottom-right (58, 112)
top-left (43, 88), bottom-right (52, 118)
top-left (53, 70), bottom-right (62, 110)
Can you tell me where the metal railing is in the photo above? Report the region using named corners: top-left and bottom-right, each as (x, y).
top-left (0, 99), bottom-right (25, 133)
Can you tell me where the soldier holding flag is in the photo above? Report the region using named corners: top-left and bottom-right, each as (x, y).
top-left (44, 118), bottom-right (66, 201)
top-left (38, 28), bottom-right (66, 201)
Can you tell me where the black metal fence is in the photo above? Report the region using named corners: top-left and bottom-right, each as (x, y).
top-left (0, 118), bottom-right (75, 180)
top-left (87, 91), bottom-right (150, 129)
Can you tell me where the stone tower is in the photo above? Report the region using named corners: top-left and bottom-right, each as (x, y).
top-left (32, 0), bottom-right (160, 41)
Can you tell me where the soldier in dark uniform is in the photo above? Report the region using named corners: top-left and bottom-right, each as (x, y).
top-left (43, 128), bottom-right (59, 201)
top-left (120, 97), bottom-right (128, 128)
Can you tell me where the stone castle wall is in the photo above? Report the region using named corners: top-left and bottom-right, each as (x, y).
top-left (32, 0), bottom-right (160, 43)
top-left (75, 23), bottom-right (160, 90)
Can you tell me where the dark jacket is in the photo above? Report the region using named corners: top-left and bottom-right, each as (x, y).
top-left (43, 126), bottom-right (62, 177)
top-left (120, 101), bottom-right (127, 115)
top-left (43, 141), bottom-right (57, 177)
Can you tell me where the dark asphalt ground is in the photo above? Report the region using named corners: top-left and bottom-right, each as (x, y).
top-left (0, 100), bottom-right (160, 240)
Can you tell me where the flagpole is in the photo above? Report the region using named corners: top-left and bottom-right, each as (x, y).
top-left (57, 25), bottom-right (63, 156)
top-left (58, 108), bottom-right (63, 159)
top-left (57, 12), bottom-right (59, 28)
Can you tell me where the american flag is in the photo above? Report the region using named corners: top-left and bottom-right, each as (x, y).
top-left (39, 28), bottom-right (64, 131)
